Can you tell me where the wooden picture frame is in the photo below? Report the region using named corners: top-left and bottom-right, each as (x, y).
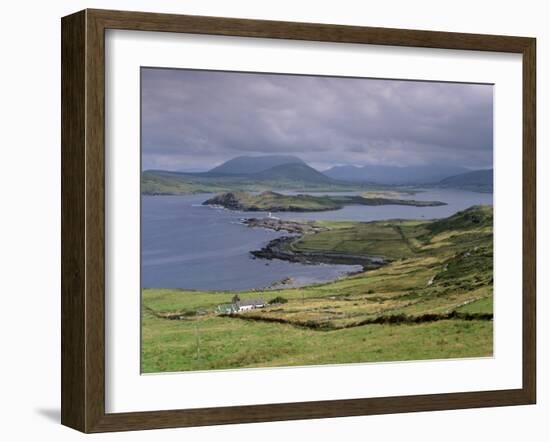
top-left (61, 8), bottom-right (536, 433)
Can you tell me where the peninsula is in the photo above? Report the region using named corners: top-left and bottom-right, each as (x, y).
top-left (203, 191), bottom-right (446, 212)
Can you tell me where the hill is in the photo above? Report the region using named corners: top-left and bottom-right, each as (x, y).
top-left (142, 159), bottom-right (367, 195)
top-left (324, 164), bottom-right (469, 185)
top-left (438, 169), bottom-right (493, 192)
top-left (426, 205), bottom-right (493, 234)
top-left (252, 162), bottom-right (334, 184)
top-left (142, 205), bottom-right (493, 372)
top-left (207, 155), bottom-right (305, 175)
top-left (143, 156), bottom-right (488, 195)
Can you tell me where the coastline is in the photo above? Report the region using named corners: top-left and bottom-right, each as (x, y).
top-left (244, 217), bottom-right (388, 272)
top-left (251, 236), bottom-right (388, 270)
top-left (141, 190), bottom-right (494, 291)
top-left (141, 206), bottom-right (494, 372)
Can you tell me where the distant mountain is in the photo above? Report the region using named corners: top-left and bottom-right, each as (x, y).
top-left (142, 158), bottom-right (363, 195)
top-left (324, 164), bottom-right (469, 185)
top-left (145, 155), bottom-right (494, 195)
top-left (438, 169), bottom-right (493, 192)
top-left (208, 155), bottom-right (305, 175)
top-left (252, 163), bottom-right (334, 184)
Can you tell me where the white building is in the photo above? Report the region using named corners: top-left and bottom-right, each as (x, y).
top-left (234, 299), bottom-right (266, 312)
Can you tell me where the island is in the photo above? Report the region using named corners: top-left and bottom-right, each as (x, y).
top-left (202, 191), bottom-right (446, 212)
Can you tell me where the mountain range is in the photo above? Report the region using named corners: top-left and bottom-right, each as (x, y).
top-left (323, 164), bottom-right (470, 185)
top-left (438, 169), bottom-right (493, 192)
top-left (207, 155), bottom-right (305, 175)
top-left (142, 155), bottom-right (493, 194)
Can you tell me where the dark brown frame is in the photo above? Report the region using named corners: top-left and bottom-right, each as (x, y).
top-left (61, 8), bottom-right (536, 433)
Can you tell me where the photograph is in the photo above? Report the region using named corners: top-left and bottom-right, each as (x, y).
top-left (0, 0), bottom-right (541, 437)
top-left (140, 67), bottom-right (494, 374)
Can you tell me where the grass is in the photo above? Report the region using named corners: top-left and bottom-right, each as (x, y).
top-left (141, 171), bottom-right (370, 195)
top-left (456, 296), bottom-right (493, 314)
top-left (205, 191), bottom-right (343, 211)
top-left (142, 205), bottom-right (493, 373)
top-left (204, 191), bottom-right (445, 212)
top-left (291, 222), bottom-right (422, 258)
top-left (142, 312), bottom-right (492, 373)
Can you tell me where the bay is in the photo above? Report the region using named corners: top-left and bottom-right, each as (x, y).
top-left (141, 189), bottom-right (492, 291)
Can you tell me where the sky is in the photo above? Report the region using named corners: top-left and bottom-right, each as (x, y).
top-left (141, 68), bottom-right (493, 172)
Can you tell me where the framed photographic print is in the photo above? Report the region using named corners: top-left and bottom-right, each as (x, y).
top-left (61, 9), bottom-right (536, 433)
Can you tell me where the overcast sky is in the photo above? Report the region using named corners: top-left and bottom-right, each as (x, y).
top-left (141, 68), bottom-right (493, 172)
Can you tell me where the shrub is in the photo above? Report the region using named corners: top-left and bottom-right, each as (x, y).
top-left (269, 296), bottom-right (288, 305)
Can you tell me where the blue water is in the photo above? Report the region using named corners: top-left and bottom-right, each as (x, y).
top-left (141, 189), bottom-right (492, 291)
top-left (277, 188), bottom-right (493, 222)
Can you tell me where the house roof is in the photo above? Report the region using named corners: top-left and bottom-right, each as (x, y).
top-left (235, 299), bottom-right (265, 307)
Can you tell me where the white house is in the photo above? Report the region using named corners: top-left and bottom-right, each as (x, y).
top-left (216, 299), bottom-right (266, 314)
top-left (235, 299), bottom-right (266, 311)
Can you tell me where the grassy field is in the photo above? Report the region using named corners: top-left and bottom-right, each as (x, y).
top-left (142, 205), bottom-right (493, 373)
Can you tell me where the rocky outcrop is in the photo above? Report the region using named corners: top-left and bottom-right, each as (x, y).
top-left (244, 217), bottom-right (387, 270)
top-left (251, 237), bottom-right (387, 270)
top-left (243, 217), bottom-right (327, 234)
top-left (203, 192), bottom-right (248, 210)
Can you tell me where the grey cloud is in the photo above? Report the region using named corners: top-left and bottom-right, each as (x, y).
top-left (141, 68), bottom-right (493, 171)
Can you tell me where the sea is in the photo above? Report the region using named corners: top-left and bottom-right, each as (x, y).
top-left (141, 189), bottom-right (493, 291)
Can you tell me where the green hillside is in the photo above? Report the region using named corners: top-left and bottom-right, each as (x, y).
top-left (141, 167), bottom-right (366, 195)
top-left (142, 205), bottom-right (493, 373)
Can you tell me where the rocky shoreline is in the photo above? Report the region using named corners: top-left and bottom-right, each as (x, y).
top-left (242, 217), bottom-right (327, 234)
top-left (251, 237), bottom-right (387, 270)
top-left (244, 217), bottom-right (388, 271)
